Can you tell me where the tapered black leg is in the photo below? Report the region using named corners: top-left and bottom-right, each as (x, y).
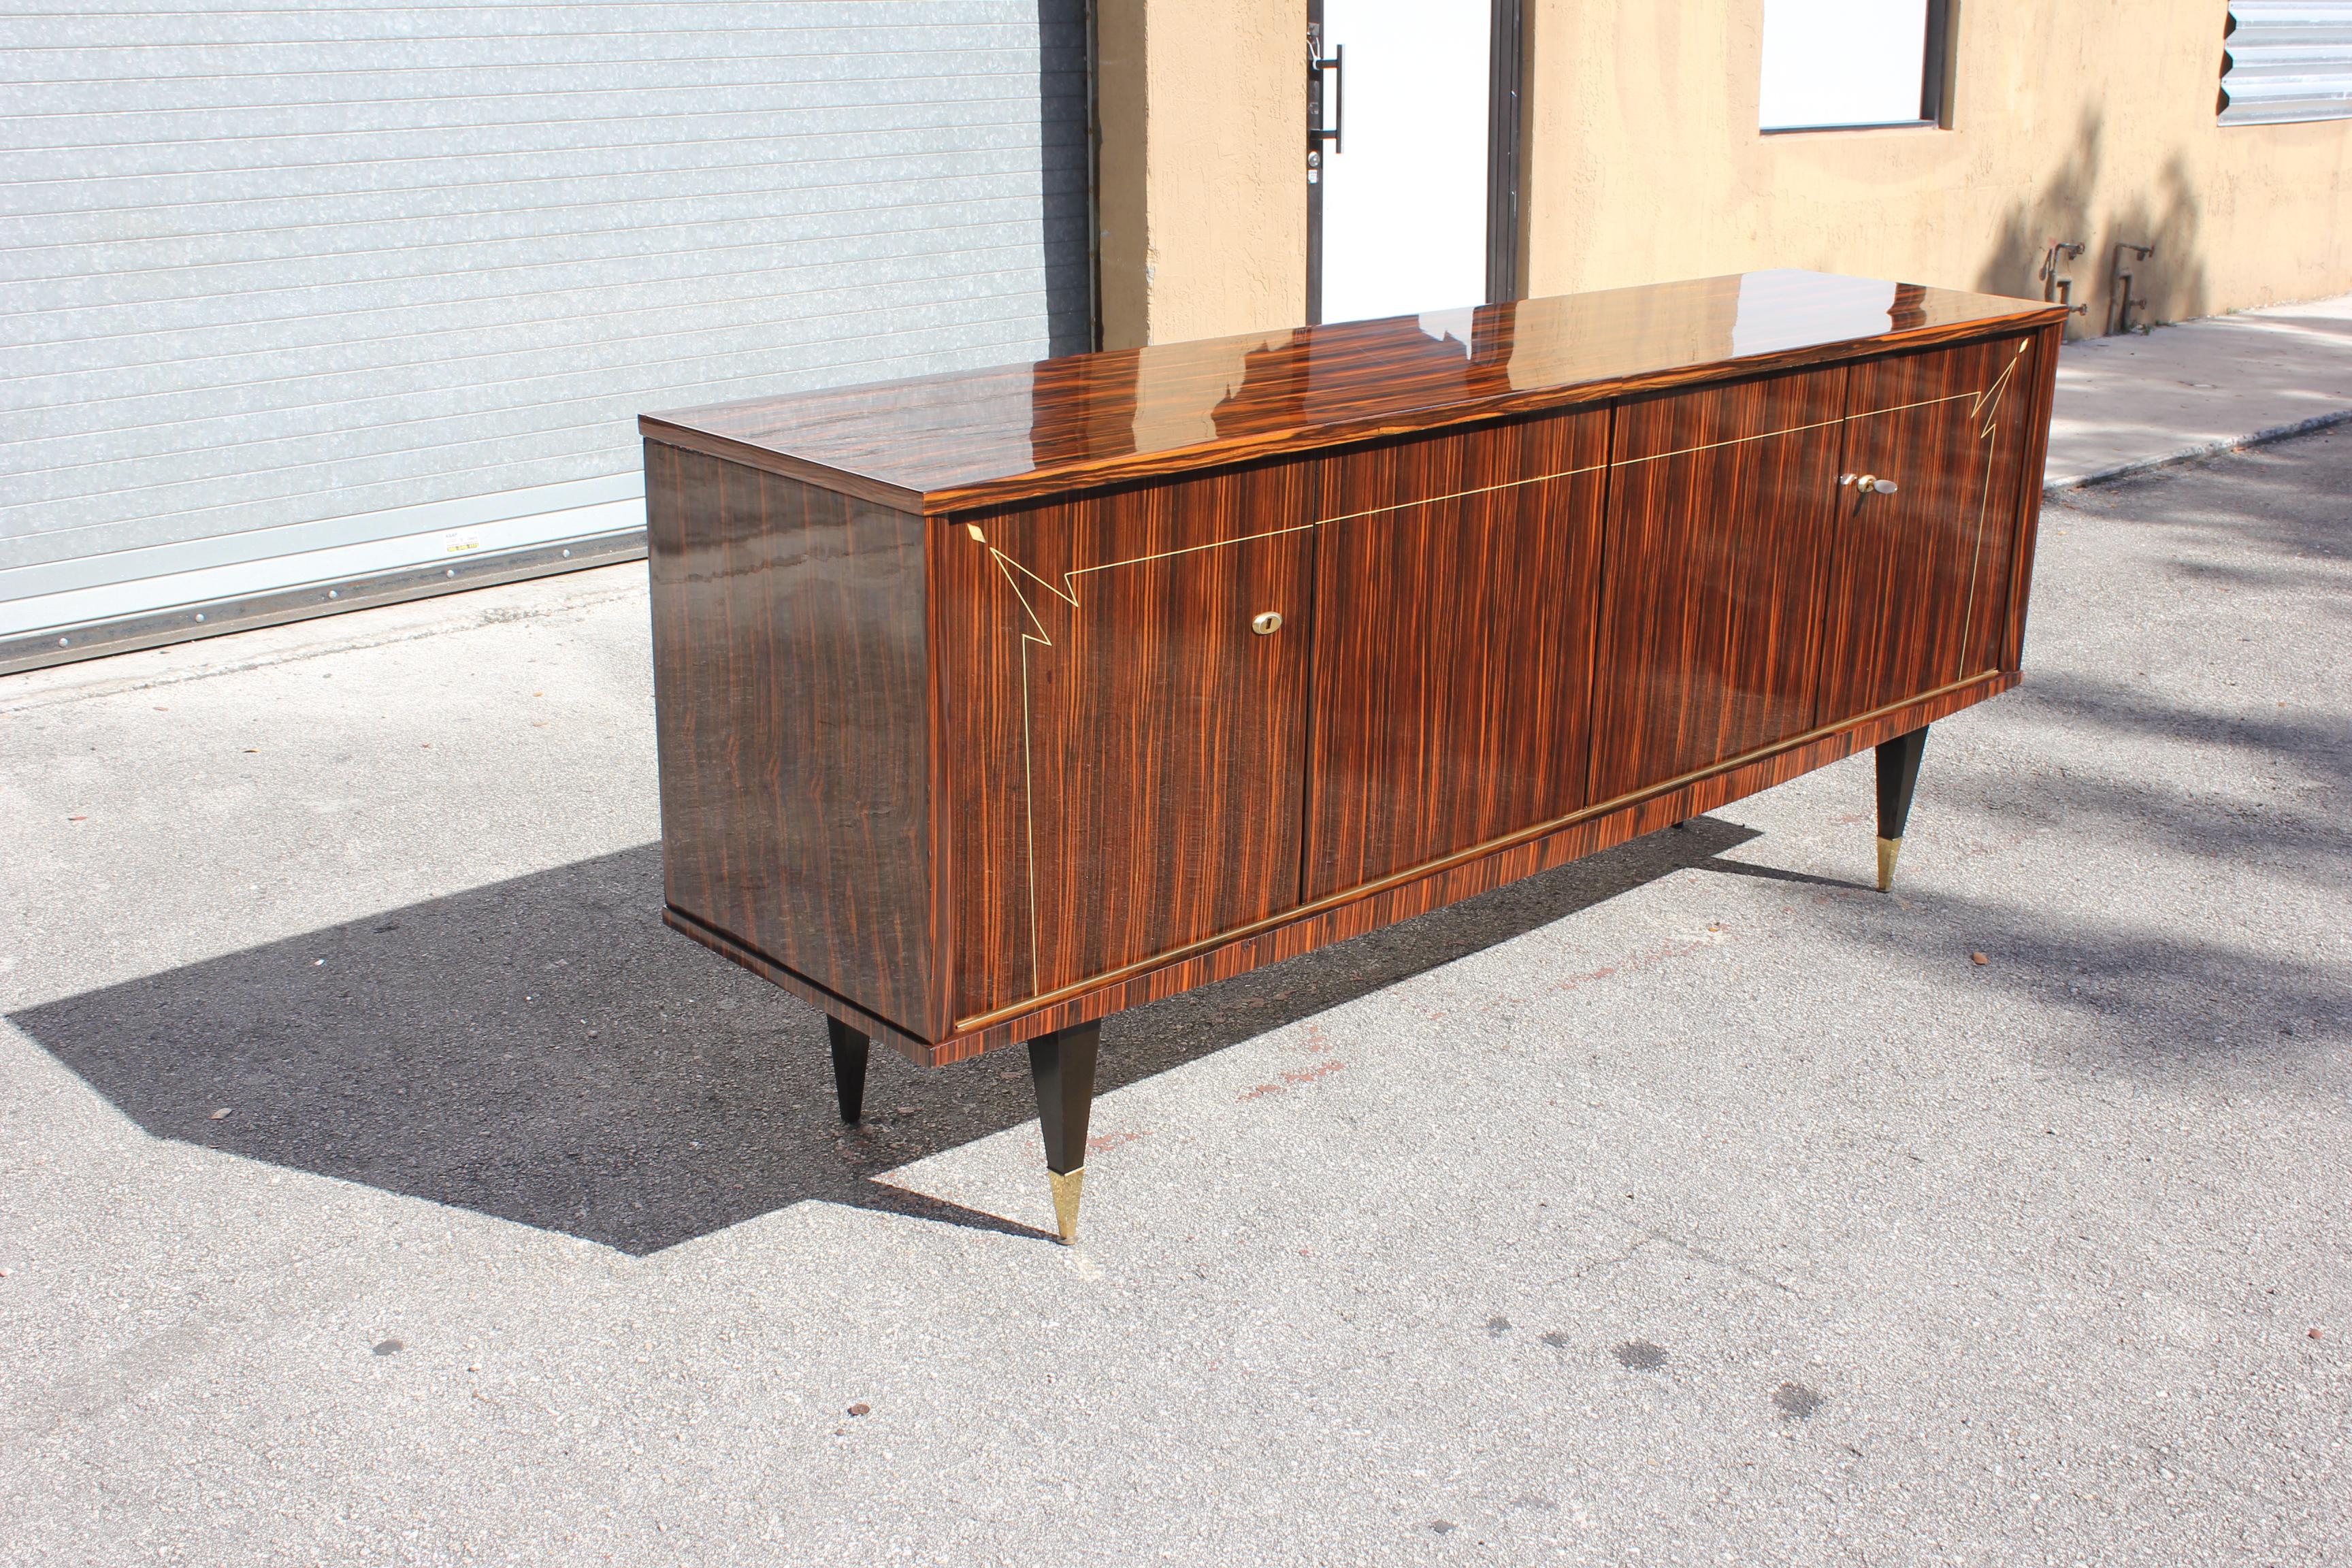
top-left (1874, 725), bottom-right (1929, 892)
top-left (827, 1016), bottom-right (870, 1124)
top-left (1028, 1022), bottom-right (1101, 1244)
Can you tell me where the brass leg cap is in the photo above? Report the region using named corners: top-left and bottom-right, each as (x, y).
top-left (1047, 1166), bottom-right (1085, 1245)
top-left (1876, 835), bottom-right (1903, 892)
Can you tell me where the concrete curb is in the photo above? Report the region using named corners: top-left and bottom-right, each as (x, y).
top-left (2044, 406), bottom-right (2352, 494)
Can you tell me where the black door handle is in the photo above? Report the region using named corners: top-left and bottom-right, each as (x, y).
top-left (1309, 39), bottom-right (1343, 156)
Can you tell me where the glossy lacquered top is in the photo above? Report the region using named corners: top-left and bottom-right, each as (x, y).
top-left (640, 269), bottom-right (2065, 512)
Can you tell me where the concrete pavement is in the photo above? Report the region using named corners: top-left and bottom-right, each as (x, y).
top-left (4, 434), bottom-right (2351, 1559)
top-left (2047, 293), bottom-right (2352, 487)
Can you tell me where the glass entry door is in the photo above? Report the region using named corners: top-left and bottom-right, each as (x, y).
top-left (1309, 0), bottom-right (1516, 325)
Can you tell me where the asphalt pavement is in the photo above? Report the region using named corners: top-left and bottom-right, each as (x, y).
top-left (3, 429), bottom-right (2349, 1565)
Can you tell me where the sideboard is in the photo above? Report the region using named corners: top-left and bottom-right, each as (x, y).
top-left (641, 269), bottom-right (2066, 1243)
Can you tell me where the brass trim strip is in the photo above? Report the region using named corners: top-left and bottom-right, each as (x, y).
top-left (1317, 410), bottom-right (1861, 533)
top-left (1019, 627), bottom-right (1042, 996)
top-left (1848, 340), bottom-right (2026, 674)
top-left (991, 518), bottom-right (1324, 994)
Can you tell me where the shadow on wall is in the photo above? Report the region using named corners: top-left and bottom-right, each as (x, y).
top-left (1976, 110), bottom-right (2211, 334)
top-left (7, 820), bottom-right (1759, 1256)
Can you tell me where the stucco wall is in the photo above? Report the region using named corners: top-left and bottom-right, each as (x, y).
top-left (1096, 0), bottom-right (1307, 348)
top-left (1115, 0), bottom-right (2352, 344)
top-left (1524, 0), bottom-right (2352, 336)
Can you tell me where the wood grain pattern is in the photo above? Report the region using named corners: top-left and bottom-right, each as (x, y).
top-left (642, 276), bottom-right (2063, 1077)
top-left (664, 668), bottom-right (2014, 1069)
top-left (926, 670), bottom-right (2015, 1062)
top-left (937, 458), bottom-right (1319, 1020)
top-left (1814, 334), bottom-right (2038, 723)
top-left (641, 272), bottom-right (2065, 513)
top-left (1999, 323), bottom-right (2066, 671)
top-left (645, 439), bottom-right (941, 1038)
top-left (1588, 365), bottom-right (1848, 802)
top-left (1305, 408), bottom-right (1612, 896)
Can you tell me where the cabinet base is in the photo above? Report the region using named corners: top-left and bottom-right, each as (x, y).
top-left (666, 669), bottom-right (2016, 1069)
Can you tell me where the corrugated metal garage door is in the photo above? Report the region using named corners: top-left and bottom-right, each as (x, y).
top-left (1, 1), bottom-right (1092, 668)
top-left (2221, 2), bottom-right (2352, 125)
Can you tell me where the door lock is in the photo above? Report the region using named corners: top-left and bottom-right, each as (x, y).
top-left (1252, 610), bottom-right (1284, 636)
top-left (1840, 473), bottom-right (1899, 495)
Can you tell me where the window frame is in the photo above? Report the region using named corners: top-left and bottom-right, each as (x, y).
top-left (1758, 0), bottom-right (1957, 137)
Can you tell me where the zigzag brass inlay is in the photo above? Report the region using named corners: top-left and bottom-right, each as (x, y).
top-left (987, 522), bottom-right (1319, 993)
top-left (1957, 342), bottom-right (2031, 663)
top-left (979, 344), bottom-right (2032, 1009)
top-left (1838, 338), bottom-right (2029, 672)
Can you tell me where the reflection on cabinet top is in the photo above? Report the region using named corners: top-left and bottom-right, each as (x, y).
top-left (639, 269), bottom-right (2067, 514)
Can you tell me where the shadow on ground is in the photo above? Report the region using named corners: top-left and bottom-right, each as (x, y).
top-left (2058, 421), bottom-right (2352, 572)
top-left (10, 819), bottom-right (1758, 1255)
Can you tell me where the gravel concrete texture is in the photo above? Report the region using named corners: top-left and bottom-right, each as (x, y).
top-left (3, 430), bottom-right (2349, 1565)
top-left (2046, 293), bottom-right (2352, 487)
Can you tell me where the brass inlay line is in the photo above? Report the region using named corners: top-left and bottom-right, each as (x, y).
top-left (1868, 353), bottom-right (2023, 432)
top-left (992, 521), bottom-right (1319, 993)
top-left (990, 522), bottom-right (1320, 649)
top-left (1842, 343), bottom-right (2027, 672)
top-left (1959, 436), bottom-right (1998, 670)
top-left (1956, 346), bottom-right (2027, 668)
top-left (1018, 631), bottom-right (1041, 996)
top-left (1314, 461), bottom-right (1608, 529)
top-left (1314, 382), bottom-right (2013, 538)
top-left (1611, 412), bottom-right (1848, 469)
top-left (1318, 410), bottom-right (1850, 535)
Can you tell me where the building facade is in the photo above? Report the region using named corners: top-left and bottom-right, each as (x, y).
top-left (1103, 0), bottom-right (2352, 347)
top-left (5, 0), bottom-right (2347, 668)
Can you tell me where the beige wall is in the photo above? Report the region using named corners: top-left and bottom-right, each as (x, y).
top-left (1113, 0), bottom-right (2352, 345)
top-left (1096, 0), bottom-right (1307, 349)
top-left (1525, 0), bottom-right (2352, 335)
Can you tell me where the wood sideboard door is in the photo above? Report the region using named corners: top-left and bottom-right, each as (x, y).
top-left (1303, 410), bottom-right (1611, 896)
top-left (1814, 336), bottom-right (2040, 723)
top-left (1588, 367), bottom-right (1849, 802)
top-left (943, 461), bottom-right (1319, 1015)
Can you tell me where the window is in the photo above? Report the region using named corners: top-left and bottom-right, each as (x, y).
top-left (1759, 0), bottom-right (1952, 133)
top-left (2220, 2), bottom-right (2352, 125)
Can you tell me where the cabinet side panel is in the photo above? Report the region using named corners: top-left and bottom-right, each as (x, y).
top-left (1999, 323), bottom-right (2065, 671)
top-left (645, 440), bottom-right (936, 1036)
top-left (1589, 367), bottom-right (1847, 803)
top-left (1305, 407), bottom-right (1612, 898)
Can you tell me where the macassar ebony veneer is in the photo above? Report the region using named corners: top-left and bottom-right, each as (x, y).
top-left (642, 269), bottom-right (2066, 1243)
